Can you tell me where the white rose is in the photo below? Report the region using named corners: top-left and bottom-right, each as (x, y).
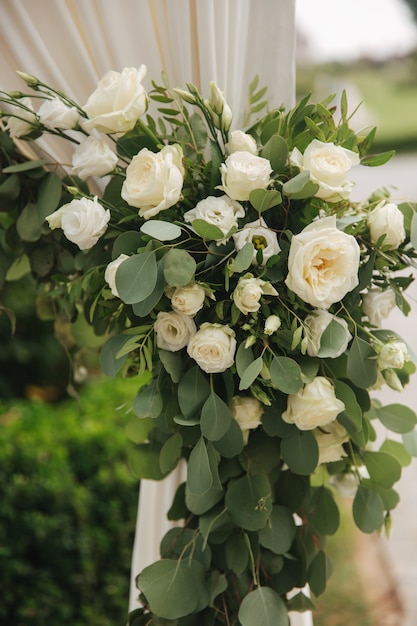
top-left (38, 97), bottom-right (80, 130)
top-left (121, 144), bottom-right (184, 219)
top-left (290, 139), bottom-right (360, 201)
top-left (206, 81), bottom-right (232, 131)
top-left (6, 98), bottom-right (37, 138)
top-left (219, 151), bottom-right (272, 201)
top-left (362, 288), bottom-right (396, 326)
top-left (46, 196), bottom-right (110, 250)
top-left (367, 202), bottom-right (406, 250)
top-left (233, 217), bottom-right (280, 265)
top-left (225, 130), bottom-right (258, 155)
top-left (184, 195), bottom-right (244, 245)
top-left (154, 311), bottom-right (196, 352)
top-left (72, 134), bottom-right (118, 180)
top-left (104, 254), bottom-right (129, 297)
top-left (285, 216), bottom-right (360, 309)
top-left (230, 395), bottom-right (264, 444)
top-left (170, 283), bottom-right (206, 317)
top-left (264, 315), bottom-right (281, 335)
top-left (233, 274), bottom-right (278, 315)
top-left (304, 309), bottom-right (352, 358)
top-left (282, 376), bottom-right (345, 431)
top-left (378, 341), bottom-right (409, 371)
top-left (83, 66), bottom-right (148, 134)
top-left (187, 322), bottom-right (236, 373)
top-left (314, 421), bottom-right (349, 464)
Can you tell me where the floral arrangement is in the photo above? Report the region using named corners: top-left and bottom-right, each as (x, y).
top-left (1, 66), bottom-right (417, 626)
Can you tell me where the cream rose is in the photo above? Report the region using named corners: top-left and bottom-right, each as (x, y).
top-left (83, 66), bottom-right (148, 134)
top-left (121, 144), bottom-right (184, 219)
top-left (72, 134), bottom-right (118, 180)
top-left (361, 288), bottom-right (396, 326)
top-left (183, 195), bottom-right (244, 244)
top-left (154, 311), bottom-right (196, 352)
top-left (282, 376), bottom-right (345, 431)
top-left (233, 274), bottom-right (278, 315)
top-left (219, 152), bottom-right (272, 201)
top-left (6, 98), bottom-right (37, 138)
top-left (233, 217), bottom-right (280, 265)
top-left (314, 421), bottom-right (349, 464)
top-left (170, 283), bottom-right (206, 317)
top-left (285, 216), bottom-right (360, 309)
top-left (38, 97), bottom-right (80, 130)
top-left (290, 139), bottom-right (360, 201)
top-left (46, 196), bottom-right (110, 250)
top-left (225, 130), bottom-right (258, 155)
top-left (304, 309), bottom-right (352, 358)
top-left (104, 254), bottom-right (129, 297)
top-left (230, 395), bottom-right (264, 444)
top-left (367, 202), bottom-right (406, 250)
top-left (378, 341), bottom-right (409, 371)
top-left (187, 322), bottom-right (236, 373)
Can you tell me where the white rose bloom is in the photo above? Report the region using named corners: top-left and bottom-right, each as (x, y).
top-left (219, 151), bottom-right (272, 201)
top-left (264, 315), bottom-right (281, 335)
top-left (72, 134), bottom-right (118, 180)
top-left (225, 130), bottom-right (258, 155)
top-left (6, 97), bottom-right (37, 138)
top-left (104, 254), bottom-right (129, 297)
top-left (184, 195), bottom-right (244, 244)
top-left (304, 309), bottom-right (352, 358)
top-left (170, 283), bottom-right (206, 317)
top-left (230, 395), bottom-right (264, 444)
top-left (367, 202), bottom-right (406, 250)
top-left (314, 421), bottom-right (349, 464)
top-left (187, 322), bottom-right (236, 373)
top-left (233, 274), bottom-right (278, 315)
top-left (282, 376), bottom-right (345, 431)
top-left (233, 217), bottom-right (280, 265)
top-left (362, 288), bottom-right (396, 326)
top-left (154, 311), bottom-right (196, 352)
top-left (83, 66), bottom-right (148, 134)
top-left (38, 97), bottom-right (80, 130)
top-left (285, 215), bottom-right (360, 309)
top-left (46, 196), bottom-right (110, 250)
top-left (121, 144), bottom-right (184, 219)
top-left (378, 341), bottom-right (409, 371)
top-left (290, 139), bottom-right (360, 202)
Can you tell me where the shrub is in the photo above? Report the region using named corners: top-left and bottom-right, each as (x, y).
top-left (0, 376), bottom-right (140, 626)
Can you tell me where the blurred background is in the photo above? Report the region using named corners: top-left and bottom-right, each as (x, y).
top-left (1, 1), bottom-right (417, 624)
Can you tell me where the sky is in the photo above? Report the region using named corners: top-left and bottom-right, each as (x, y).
top-left (296, 0), bottom-right (417, 61)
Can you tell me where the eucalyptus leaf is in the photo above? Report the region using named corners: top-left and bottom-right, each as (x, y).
top-left (187, 437), bottom-right (213, 495)
top-left (38, 171), bottom-right (62, 215)
top-left (164, 248), bottom-right (196, 286)
top-left (239, 356), bottom-right (263, 390)
top-left (234, 242), bottom-right (255, 273)
top-left (318, 319), bottom-right (351, 358)
top-left (236, 343), bottom-right (254, 378)
top-left (353, 485), bottom-right (385, 533)
top-left (191, 219), bottom-right (225, 241)
top-left (260, 134), bottom-right (288, 173)
top-left (334, 379), bottom-right (362, 434)
top-left (225, 473), bottom-right (272, 531)
top-left (282, 170), bottom-right (320, 199)
top-left (127, 444), bottom-right (165, 480)
top-left (133, 381), bottom-right (163, 419)
top-left (112, 230), bottom-right (143, 257)
top-left (158, 349), bottom-right (183, 383)
top-left (403, 428), bottom-right (417, 457)
top-left (308, 551), bottom-right (328, 597)
top-left (99, 334), bottom-right (132, 376)
top-left (249, 188), bottom-right (282, 213)
top-left (159, 432), bottom-right (183, 474)
top-left (132, 262), bottom-right (165, 317)
top-left (270, 356), bottom-right (303, 394)
top-left (201, 392), bottom-right (232, 441)
top-left (2, 159), bottom-right (47, 173)
top-left (116, 251), bottom-right (157, 304)
top-left (238, 587), bottom-right (288, 626)
top-left (258, 505), bottom-right (296, 555)
top-left (347, 337), bottom-right (378, 389)
top-left (212, 418), bottom-right (244, 458)
top-left (308, 486), bottom-right (340, 535)
top-left (375, 404), bottom-right (417, 434)
top-left (362, 450), bottom-right (402, 488)
top-left (178, 366), bottom-right (210, 419)
top-left (140, 219), bottom-right (182, 241)
top-left (380, 439), bottom-right (412, 467)
top-left (280, 429), bottom-right (319, 475)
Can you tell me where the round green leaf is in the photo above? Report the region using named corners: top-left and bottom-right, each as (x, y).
top-left (308, 550), bottom-right (328, 597)
top-left (353, 485), bottom-right (385, 533)
top-left (163, 248), bottom-right (196, 286)
top-left (187, 437), bottom-right (213, 495)
top-left (380, 439), bottom-right (412, 467)
top-left (318, 319), bottom-right (351, 358)
top-left (212, 418), bottom-right (244, 458)
top-left (191, 219), bottom-right (225, 241)
top-left (159, 432), bottom-right (183, 474)
top-left (112, 230), bottom-right (142, 257)
top-left (238, 586), bottom-right (288, 626)
top-left (308, 486), bottom-right (340, 535)
top-left (138, 559), bottom-right (203, 619)
top-left (347, 337), bottom-right (378, 389)
top-left (116, 251), bottom-right (157, 304)
top-left (334, 379), bottom-right (362, 434)
top-left (249, 188), bottom-right (283, 213)
top-left (280, 429), bottom-right (319, 475)
top-left (362, 450), bottom-right (402, 488)
top-left (99, 334), bottom-right (131, 376)
top-left (178, 366), bottom-right (210, 419)
top-left (201, 392), bottom-right (232, 441)
top-left (234, 242), bottom-right (254, 273)
top-left (239, 356), bottom-right (263, 390)
top-left (403, 428), bottom-right (417, 457)
top-left (375, 404), bottom-right (417, 434)
top-left (140, 219), bottom-right (182, 241)
top-left (225, 474), bottom-right (272, 531)
top-left (270, 356), bottom-right (303, 394)
top-left (133, 382), bottom-right (163, 419)
top-left (258, 505), bottom-right (296, 555)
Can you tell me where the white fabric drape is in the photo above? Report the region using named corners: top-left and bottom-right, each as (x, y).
top-left (1, 2), bottom-right (312, 625)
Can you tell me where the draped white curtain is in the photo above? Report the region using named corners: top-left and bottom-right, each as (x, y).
top-left (0, 2), bottom-right (313, 625)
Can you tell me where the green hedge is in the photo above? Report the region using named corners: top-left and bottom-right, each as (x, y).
top-left (0, 377), bottom-right (140, 626)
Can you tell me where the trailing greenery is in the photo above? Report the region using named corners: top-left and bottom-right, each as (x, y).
top-left (0, 376), bottom-right (139, 626)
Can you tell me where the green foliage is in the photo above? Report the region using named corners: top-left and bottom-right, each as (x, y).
top-left (0, 377), bottom-right (139, 626)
